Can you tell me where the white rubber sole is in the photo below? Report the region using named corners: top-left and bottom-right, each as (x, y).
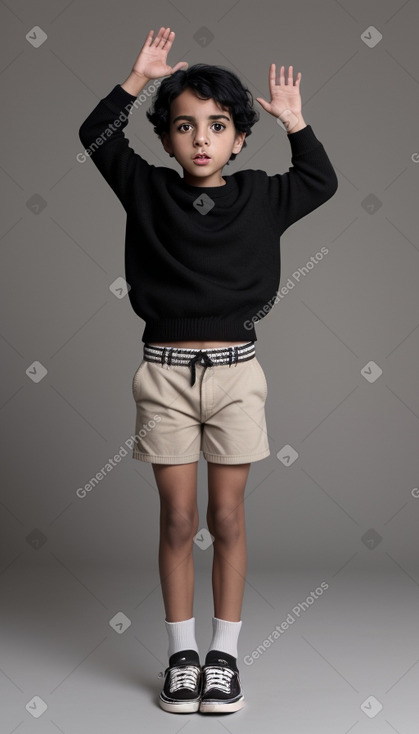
top-left (199, 696), bottom-right (245, 713)
top-left (159, 696), bottom-right (200, 713)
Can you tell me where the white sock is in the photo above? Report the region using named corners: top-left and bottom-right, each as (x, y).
top-left (208, 616), bottom-right (242, 659)
top-left (164, 616), bottom-right (199, 658)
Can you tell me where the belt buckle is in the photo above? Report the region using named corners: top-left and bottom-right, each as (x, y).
top-left (161, 346), bottom-right (171, 369)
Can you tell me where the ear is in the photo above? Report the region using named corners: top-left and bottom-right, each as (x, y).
top-left (232, 131), bottom-right (246, 154)
top-left (161, 132), bottom-right (174, 157)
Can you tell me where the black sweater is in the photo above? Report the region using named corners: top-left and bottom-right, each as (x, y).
top-left (78, 83), bottom-right (338, 343)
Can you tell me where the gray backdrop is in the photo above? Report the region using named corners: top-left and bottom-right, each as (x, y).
top-left (1, 1), bottom-right (419, 732)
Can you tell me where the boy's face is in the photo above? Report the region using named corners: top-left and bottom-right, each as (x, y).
top-left (161, 88), bottom-right (246, 187)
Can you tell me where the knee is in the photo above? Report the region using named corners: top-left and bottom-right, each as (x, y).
top-left (207, 505), bottom-right (243, 546)
top-left (162, 505), bottom-right (199, 548)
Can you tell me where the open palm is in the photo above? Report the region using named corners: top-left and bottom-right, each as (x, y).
top-left (256, 64), bottom-right (302, 117)
top-left (133, 26), bottom-right (188, 79)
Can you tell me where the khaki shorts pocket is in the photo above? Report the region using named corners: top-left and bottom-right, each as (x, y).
top-left (253, 358), bottom-right (268, 401)
top-left (132, 360), bottom-right (147, 400)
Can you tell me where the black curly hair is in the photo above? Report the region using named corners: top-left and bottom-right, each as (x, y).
top-left (145, 63), bottom-right (260, 163)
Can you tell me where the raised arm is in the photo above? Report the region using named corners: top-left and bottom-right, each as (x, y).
top-left (257, 63), bottom-right (338, 231)
top-left (78, 27), bottom-right (188, 210)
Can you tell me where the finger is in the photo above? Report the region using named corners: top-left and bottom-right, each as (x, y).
top-left (160, 27), bottom-right (171, 47)
top-left (269, 63), bottom-right (278, 95)
top-left (256, 97), bottom-right (269, 112)
top-left (165, 30), bottom-right (175, 50)
top-left (163, 28), bottom-right (175, 51)
top-left (273, 64), bottom-right (283, 86)
top-left (172, 61), bottom-right (188, 73)
top-left (269, 62), bottom-right (276, 87)
top-left (279, 64), bottom-right (285, 85)
top-left (144, 29), bottom-right (154, 47)
top-left (287, 65), bottom-right (293, 84)
top-left (161, 27), bottom-right (174, 49)
top-left (154, 26), bottom-right (167, 47)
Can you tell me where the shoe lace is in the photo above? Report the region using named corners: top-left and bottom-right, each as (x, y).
top-left (203, 665), bottom-right (234, 694)
top-left (169, 664), bottom-right (200, 693)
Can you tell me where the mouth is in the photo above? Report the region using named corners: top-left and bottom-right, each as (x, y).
top-left (193, 154), bottom-right (211, 165)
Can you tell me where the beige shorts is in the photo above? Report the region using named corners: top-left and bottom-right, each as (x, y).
top-left (131, 348), bottom-right (270, 465)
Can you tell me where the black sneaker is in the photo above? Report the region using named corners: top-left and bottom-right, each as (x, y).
top-left (199, 649), bottom-right (245, 713)
top-left (159, 649), bottom-right (202, 713)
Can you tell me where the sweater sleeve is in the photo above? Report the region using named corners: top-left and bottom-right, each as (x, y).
top-left (266, 125), bottom-right (338, 233)
top-left (78, 84), bottom-right (153, 211)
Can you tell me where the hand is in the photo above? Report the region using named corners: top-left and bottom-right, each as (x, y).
top-left (256, 64), bottom-right (302, 118)
top-left (132, 26), bottom-right (188, 80)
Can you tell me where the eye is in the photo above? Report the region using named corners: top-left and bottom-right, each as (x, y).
top-left (176, 122), bottom-right (226, 132)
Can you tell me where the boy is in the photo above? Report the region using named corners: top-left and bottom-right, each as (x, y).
top-left (78, 26), bottom-right (338, 714)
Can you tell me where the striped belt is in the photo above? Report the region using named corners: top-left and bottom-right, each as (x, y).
top-left (143, 341), bottom-right (256, 386)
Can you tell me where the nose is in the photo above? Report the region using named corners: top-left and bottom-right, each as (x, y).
top-left (194, 127), bottom-right (209, 145)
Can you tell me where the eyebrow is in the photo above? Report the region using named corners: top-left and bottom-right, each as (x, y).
top-left (172, 114), bottom-right (230, 124)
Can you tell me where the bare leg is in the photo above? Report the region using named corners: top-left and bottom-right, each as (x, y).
top-left (152, 462), bottom-right (199, 622)
top-left (206, 462), bottom-right (251, 621)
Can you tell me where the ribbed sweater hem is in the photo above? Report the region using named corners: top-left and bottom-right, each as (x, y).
top-left (142, 318), bottom-right (257, 343)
